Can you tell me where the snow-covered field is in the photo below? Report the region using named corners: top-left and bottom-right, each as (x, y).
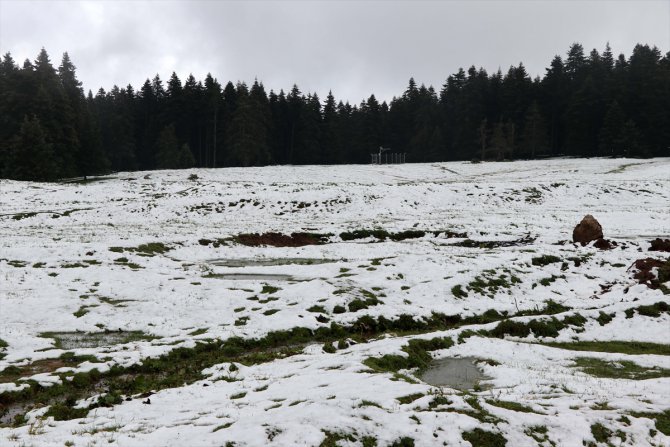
top-left (0, 158), bottom-right (669, 446)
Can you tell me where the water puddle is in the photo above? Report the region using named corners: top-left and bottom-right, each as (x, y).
top-left (420, 357), bottom-right (491, 390)
top-left (0, 401), bottom-right (29, 426)
top-left (209, 258), bottom-right (339, 267)
top-left (40, 331), bottom-right (155, 350)
top-left (205, 273), bottom-right (298, 281)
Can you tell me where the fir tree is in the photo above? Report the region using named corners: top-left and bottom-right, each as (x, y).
top-left (155, 124), bottom-right (185, 169)
top-left (5, 115), bottom-right (58, 181)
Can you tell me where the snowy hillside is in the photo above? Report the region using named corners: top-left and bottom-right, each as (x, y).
top-left (1, 158), bottom-right (669, 446)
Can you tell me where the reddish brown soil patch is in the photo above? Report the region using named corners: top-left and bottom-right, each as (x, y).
top-left (593, 238), bottom-right (617, 250)
top-left (649, 238), bottom-right (670, 252)
top-left (632, 258), bottom-right (670, 290)
top-left (235, 232), bottom-right (328, 247)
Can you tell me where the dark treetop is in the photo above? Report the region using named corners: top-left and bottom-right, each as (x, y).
top-left (1, 43), bottom-right (668, 181)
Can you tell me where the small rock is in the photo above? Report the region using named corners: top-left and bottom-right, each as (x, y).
top-left (142, 398), bottom-right (151, 405)
top-left (573, 215), bottom-right (603, 246)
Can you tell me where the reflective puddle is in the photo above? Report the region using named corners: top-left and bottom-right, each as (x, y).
top-left (205, 273), bottom-right (297, 281)
top-left (420, 357), bottom-right (491, 390)
top-left (209, 258), bottom-right (340, 267)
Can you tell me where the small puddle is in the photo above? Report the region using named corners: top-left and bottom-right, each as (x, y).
top-left (420, 357), bottom-right (491, 390)
top-left (0, 401), bottom-right (30, 426)
top-left (206, 273), bottom-right (297, 281)
top-left (209, 258), bottom-right (339, 267)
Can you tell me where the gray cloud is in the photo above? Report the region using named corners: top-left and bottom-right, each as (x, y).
top-left (1, 0), bottom-right (668, 103)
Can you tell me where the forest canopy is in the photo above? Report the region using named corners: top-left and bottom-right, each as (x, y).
top-left (0, 43), bottom-right (668, 181)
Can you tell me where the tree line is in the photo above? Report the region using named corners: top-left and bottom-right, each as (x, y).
top-left (0, 43), bottom-right (668, 181)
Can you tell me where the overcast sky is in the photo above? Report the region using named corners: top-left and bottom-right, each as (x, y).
top-left (1, 0), bottom-right (668, 103)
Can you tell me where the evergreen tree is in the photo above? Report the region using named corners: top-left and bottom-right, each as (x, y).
top-left (225, 82), bottom-right (270, 166)
top-left (1, 44), bottom-right (669, 181)
top-left (520, 101), bottom-right (548, 158)
top-left (204, 74), bottom-right (222, 167)
top-left (598, 100), bottom-right (626, 156)
top-left (321, 90), bottom-right (341, 164)
top-left (491, 119), bottom-right (507, 160)
top-left (620, 119), bottom-right (642, 157)
top-left (4, 115), bottom-right (58, 181)
top-left (155, 124), bottom-right (193, 169)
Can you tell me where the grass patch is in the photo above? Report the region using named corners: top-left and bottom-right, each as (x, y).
top-left (535, 274), bottom-right (565, 287)
top-left (524, 425), bottom-right (552, 446)
top-left (73, 306), bottom-right (90, 318)
top-left (531, 255), bottom-right (562, 266)
top-left (466, 271), bottom-right (521, 297)
top-left (261, 285), bottom-right (280, 294)
top-left (596, 311), bottom-right (614, 326)
top-left (135, 242), bottom-right (171, 255)
top-left (307, 305), bottom-right (326, 313)
top-left (1, 352), bottom-right (99, 383)
top-left (6, 260), bottom-right (27, 268)
top-left (488, 313), bottom-right (587, 339)
top-left (359, 400), bottom-right (383, 409)
top-left (637, 301), bottom-right (670, 318)
top-left (517, 300), bottom-right (571, 316)
top-left (363, 337), bottom-right (454, 374)
top-left (629, 410), bottom-right (670, 436)
top-left (109, 242), bottom-right (171, 256)
top-left (0, 303), bottom-right (578, 426)
top-left (462, 428), bottom-right (507, 446)
top-left (61, 262), bottom-right (88, 268)
top-left (188, 328), bottom-right (208, 336)
top-left (573, 357), bottom-right (670, 380)
top-left (234, 317), bottom-right (249, 326)
top-left (212, 422), bottom-right (233, 432)
top-left (98, 297), bottom-right (133, 307)
top-left (590, 422), bottom-right (612, 443)
top-left (397, 393), bottom-right (424, 405)
top-left (485, 399), bottom-right (540, 413)
top-left (12, 212), bottom-right (38, 220)
top-left (543, 341), bottom-right (670, 356)
top-left (348, 295), bottom-right (381, 312)
top-left (451, 284), bottom-right (468, 298)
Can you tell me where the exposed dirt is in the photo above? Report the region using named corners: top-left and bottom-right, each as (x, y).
top-left (632, 258), bottom-right (670, 290)
top-left (649, 238), bottom-right (670, 252)
top-left (593, 238), bottom-right (617, 250)
top-left (235, 232), bottom-right (328, 247)
top-left (0, 358), bottom-right (80, 384)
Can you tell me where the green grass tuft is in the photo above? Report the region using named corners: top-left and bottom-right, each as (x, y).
top-left (543, 340), bottom-right (670, 356)
top-left (462, 428), bottom-right (507, 446)
top-left (531, 255), bottom-right (562, 266)
top-left (574, 357), bottom-right (670, 380)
